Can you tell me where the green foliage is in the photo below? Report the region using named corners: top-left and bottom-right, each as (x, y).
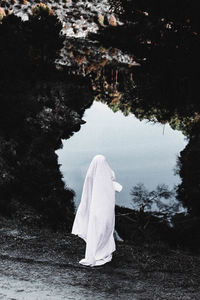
top-left (115, 205), bottom-right (173, 244)
top-left (0, 76), bottom-right (93, 227)
top-left (0, 11), bottom-right (64, 75)
top-left (130, 183), bottom-right (180, 215)
top-left (32, 3), bottom-right (54, 17)
top-left (0, 11), bottom-right (94, 227)
top-left (28, 5), bottom-right (64, 67)
top-left (90, 0), bottom-right (200, 128)
top-left (176, 123), bottom-right (200, 217)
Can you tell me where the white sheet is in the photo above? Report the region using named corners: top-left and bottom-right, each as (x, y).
top-left (71, 154), bottom-right (122, 266)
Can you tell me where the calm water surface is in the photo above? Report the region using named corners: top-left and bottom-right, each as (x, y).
top-left (56, 101), bottom-right (188, 209)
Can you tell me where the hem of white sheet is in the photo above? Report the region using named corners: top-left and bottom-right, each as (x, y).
top-left (79, 253), bottom-right (113, 267)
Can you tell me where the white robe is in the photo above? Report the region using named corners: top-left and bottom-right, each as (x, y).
top-left (71, 154), bottom-right (122, 266)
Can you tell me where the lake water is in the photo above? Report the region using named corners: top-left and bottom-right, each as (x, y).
top-left (56, 101), bottom-right (188, 209)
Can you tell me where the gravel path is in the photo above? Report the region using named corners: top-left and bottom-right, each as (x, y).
top-left (0, 225), bottom-right (200, 299)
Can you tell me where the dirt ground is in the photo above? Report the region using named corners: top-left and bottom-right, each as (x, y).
top-left (0, 220), bottom-right (200, 300)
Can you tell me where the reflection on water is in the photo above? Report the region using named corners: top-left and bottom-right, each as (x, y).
top-left (56, 101), bottom-right (188, 209)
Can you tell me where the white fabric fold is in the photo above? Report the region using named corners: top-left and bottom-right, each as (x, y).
top-left (71, 154), bottom-right (122, 267)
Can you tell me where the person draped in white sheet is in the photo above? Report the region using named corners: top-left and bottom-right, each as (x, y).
top-left (71, 154), bottom-right (122, 267)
